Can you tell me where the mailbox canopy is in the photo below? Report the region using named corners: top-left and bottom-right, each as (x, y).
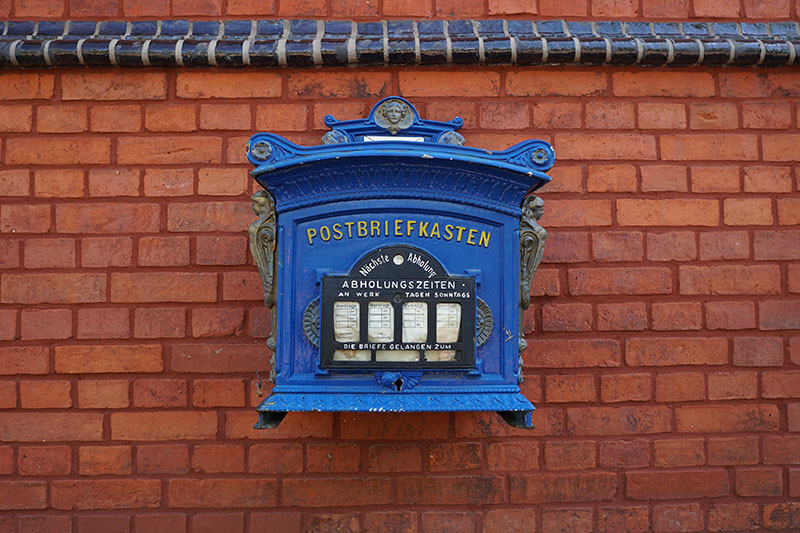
top-left (247, 97), bottom-right (554, 429)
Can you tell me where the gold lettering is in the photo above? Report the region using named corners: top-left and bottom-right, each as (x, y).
top-left (306, 228), bottom-right (317, 245)
top-left (332, 223), bottom-right (343, 240)
top-left (320, 226), bottom-right (331, 241)
top-left (344, 221), bottom-right (354, 238)
top-left (394, 219), bottom-right (403, 236)
top-left (444, 224), bottom-right (454, 240)
top-left (455, 226), bottom-right (466, 242)
top-left (358, 221), bottom-right (368, 237)
top-left (430, 223), bottom-right (440, 239)
top-left (407, 220), bottom-right (416, 236)
top-left (467, 228), bottom-right (477, 245)
top-left (371, 220), bottom-right (380, 236)
top-left (419, 221), bottom-right (429, 238)
top-left (478, 231), bottom-right (491, 248)
top-left (384, 220), bottom-right (388, 235)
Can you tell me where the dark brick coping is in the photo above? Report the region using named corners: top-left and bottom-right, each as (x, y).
top-left (2, 19), bottom-right (799, 68)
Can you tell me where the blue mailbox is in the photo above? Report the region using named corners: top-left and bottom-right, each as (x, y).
top-left (246, 97), bottom-right (553, 429)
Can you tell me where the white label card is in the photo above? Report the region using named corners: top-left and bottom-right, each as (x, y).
top-left (402, 302), bottom-right (428, 343)
top-left (333, 301), bottom-right (360, 342)
top-left (368, 301), bottom-right (394, 342)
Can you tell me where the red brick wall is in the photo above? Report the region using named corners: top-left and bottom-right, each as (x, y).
top-left (1, 2), bottom-right (800, 533)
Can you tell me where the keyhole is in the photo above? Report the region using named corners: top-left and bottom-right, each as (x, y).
top-left (393, 378), bottom-right (404, 391)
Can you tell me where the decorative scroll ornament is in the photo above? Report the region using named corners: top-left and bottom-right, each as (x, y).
top-left (249, 190), bottom-right (278, 380)
top-left (302, 298), bottom-right (320, 347)
top-left (374, 98), bottom-right (414, 135)
top-left (518, 195), bottom-right (546, 381)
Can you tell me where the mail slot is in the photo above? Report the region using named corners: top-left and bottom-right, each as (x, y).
top-left (246, 96), bottom-right (554, 429)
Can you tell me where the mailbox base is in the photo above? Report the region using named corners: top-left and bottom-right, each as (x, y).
top-left (254, 392), bottom-right (534, 429)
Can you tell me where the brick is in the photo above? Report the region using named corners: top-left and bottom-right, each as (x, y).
top-left (247, 443), bottom-right (302, 474)
top-left (539, 0), bottom-right (587, 15)
top-left (167, 201), bottom-right (251, 232)
top-left (542, 508), bottom-right (593, 532)
top-left (614, 72), bottom-right (714, 97)
top-left (36, 104), bottom-right (87, 133)
top-left (779, 198), bottom-right (800, 225)
top-left (0, 205), bottom-right (51, 233)
top-left (485, 442), bottom-right (539, 471)
top-left (540, 199), bottom-right (611, 227)
top-left (655, 372), bottom-right (705, 402)
top-left (732, 337), bottom-right (783, 367)
top-left (196, 236), bottom-right (247, 265)
top-left (193, 379), bottom-right (244, 407)
top-left (133, 379), bottom-right (187, 408)
top-left (82, 237), bottom-right (132, 268)
top-left (743, 0), bottom-right (791, 17)
top-left (541, 303), bottom-right (592, 331)
top-left (56, 345), bottom-right (161, 374)
top-left (600, 373), bottom-right (651, 402)
top-left (627, 470), bottom-right (727, 499)
top-left (420, 512), bottom-right (473, 533)
top-left (0, 241), bottom-right (20, 271)
top-left (707, 437), bottom-right (759, 467)
top-left (510, 472), bottom-right (615, 503)
top-left (52, 479), bottom-right (160, 510)
top-left (691, 165), bottom-right (740, 193)
top-left (617, 199), bottom-right (718, 226)
top-left (284, 477), bottom-right (391, 507)
top-left (0, 481), bottom-right (47, 510)
top-left (134, 308), bottom-right (186, 338)
top-left (530, 268), bottom-right (560, 297)
top-left (483, 509), bottom-right (536, 533)
top-left (567, 406), bottom-right (671, 436)
top-left (763, 503), bottom-right (800, 529)
top-left (20, 380), bottom-right (71, 408)
top-left (191, 445), bottom-right (244, 474)
top-left (676, 404), bottom-right (779, 433)
top-left (111, 273), bottom-right (216, 303)
top-left (77, 515), bottom-right (130, 533)
top-left (0, 104), bottom-right (32, 131)
top-left (681, 265), bottom-right (779, 295)
top-left (426, 443), bottom-right (480, 472)
top-left (369, 444), bottom-right (423, 472)
top-left (111, 411), bottom-right (217, 441)
top-left (592, 231), bottom-right (643, 261)
top-left (401, 72), bottom-right (499, 97)
top-left (626, 337), bottom-right (727, 366)
top-left (793, 467), bottom-right (800, 495)
top-left (227, 410), bottom-right (333, 440)
top-left (24, 238), bottom-right (75, 270)
top-left (555, 133), bottom-right (656, 160)
top-left (755, 230), bottom-right (800, 260)
top-left (313, 102), bottom-right (368, 130)
top-left (744, 165), bottom-right (792, 193)
top-left (197, 167), bottom-right (248, 196)
top-left (760, 301), bottom-right (800, 329)
top-left (662, 134), bottom-right (758, 161)
top-left (90, 104), bottom-right (141, 132)
top-left (77, 308), bottom-right (129, 339)
top-left (736, 467), bottom-right (782, 497)
top-left (192, 513), bottom-right (243, 533)
top-left (171, 344), bottom-right (265, 373)
top-left (708, 372), bottom-right (758, 400)
top-left (545, 374), bottom-right (596, 402)
top-left (699, 231), bottom-right (749, 260)
top-left (526, 339), bottom-right (620, 368)
top-left (18, 516), bottom-right (72, 533)
top-left (88, 169), bottom-right (140, 197)
top-left (34, 169), bottom-right (84, 198)
top-left (599, 439), bottom-right (650, 468)
top-left (145, 103), bottom-right (196, 132)
top-left (77, 380), bottom-right (129, 409)
top-left (0, 73), bottom-right (54, 100)
top-left (301, 514), bottom-right (358, 533)
top-left (508, 71), bottom-right (606, 96)
top-left (138, 236), bottom-right (190, 267)
top-left (763, 371), bottom-right (800, 398)
top-left (222, 271), bottom-right (263, 301)
top-left (689, 102), bottom-right (738, 129)
top-left (340, 412), bottom-right (448, 440)
top-left (2, 273), bottom-right (105, 304)
top-left (0, 413), bottom-right (102, 442)
top-left (0, 381), bottom-right (15, 408)
top-left (763, 134), bottom-right (800, 161)
top-left (118, 137), bottom-right (221, 164)
top-left (706, 301), bottom-right (756, 330)
top-left (743, 101), bottom-right (791, 129)
top-left (708, 503), bottom-right (759, 532)
top-left (532, 101), bottom-right (582, 128)
top-left (544, 440), bottom-right (596, 469)
top-left (199, 104), bottom-right (251, 131)
top-left (597, 302), bottom-right (647, 331)
top-left (638, 102), bottom-right (686, 129)
top-left (724, 198), bottom-right (773, 226)
top-left (0, 170), bottom-right (30, 197)
top-left (56, 203), bottom-right (159, 234)
top-left (143, 168), bottom-right (193, 197)
top-left (79, 446), bottom-right (131, 476)
top-left (598, 507), bottom-right (649, 533)
top-left (288, 71), bottom-right (390, 99)
top-left (20, 308), bottom-right (71, 340)
top-left (0, 346), bottom-right (48, 375)
top-left (466, 409), bottom-right (565, 439)
top-left (792, 338), bottom-right (800, 365)
top-left (304, 443), bottom-right (359, 473)
top-left (255, 103), bottom-right (307, 131)
top-left (654, 439), bottom-right (705, 467)
top-left (62, 72), bottom-right (165, 100)
top-left (653, 503), bottom-right (704, 532)
top-left (586, 102), bottom-right (635, 129)
top-left (569, 267), bottom-right (671, 295)
top-left (136, 445), bottom-right (188, 474)
top-left (18, 445), bottom-right (71, 475)
top-left (479, 102), bottom-right (530, 129)
top-left (647, 232), bottom-right (696, 262)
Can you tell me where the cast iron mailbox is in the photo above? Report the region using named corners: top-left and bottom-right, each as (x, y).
top-left (246, 97), bottom-right (553, 429)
